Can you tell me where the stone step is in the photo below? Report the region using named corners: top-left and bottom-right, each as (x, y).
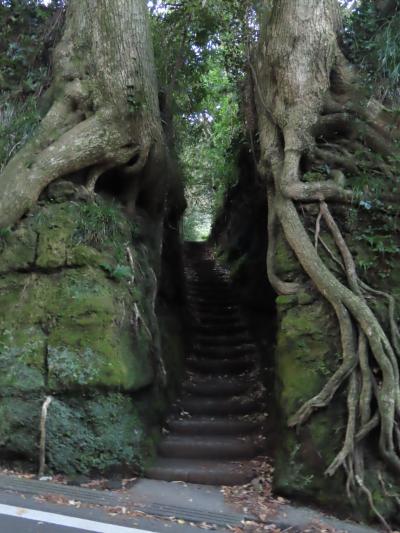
top-left (158, 435), bottom-right (258, 460)
top-left (188, 296), bottom-right (237, 307)
top-left (189, 302), bottom-right (239, 313)
top-left (145, 458), bottom-right (254, 485)
top-left (172, 394), bottom-right (262, 416)
top-left (193, 334), bottom-right (253, 347)
top-left (186, 354), bottom-right (258, 375)
top-left (192, 343), bottom-right (258, 359)
top-left (182, 376), bottom-right (255, 396)
top-left (193, 323), bottom-right (248, 336)
top-left (186, 278), bottom-right (232, 292)
top-left (166, 415), bottom-right (264, 436)
top-left (192, 312), bottom-right (242, 324)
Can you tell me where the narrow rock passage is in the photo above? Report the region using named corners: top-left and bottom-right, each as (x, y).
top-left (146, 243), bottom-right (267, 485)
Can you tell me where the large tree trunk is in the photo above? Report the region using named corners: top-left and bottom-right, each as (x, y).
top-left (255, 0), bottom-right (400, 526)
top-left (0, 0), bottom-right (165, 228)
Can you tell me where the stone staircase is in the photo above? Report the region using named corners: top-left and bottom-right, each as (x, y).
top-left (146, 243), bottom-right (267, 485)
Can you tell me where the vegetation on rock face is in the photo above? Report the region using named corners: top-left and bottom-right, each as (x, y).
top-left (1, 0), bottom-right (400, 525)
top-left (0, 191), bottom-right (167, 472)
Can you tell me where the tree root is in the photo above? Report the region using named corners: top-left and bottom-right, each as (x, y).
top-left (267, 184), bottom-right (301, 295)
top-left (274, 141), bottom-right (400, 524)
top-left (255, 1), bottom-right (400, 521)
top-left (38, 396), bottom-right (53, 478)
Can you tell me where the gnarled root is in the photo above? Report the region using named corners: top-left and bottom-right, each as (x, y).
top-left (274, 151), bottom-right (400, 524)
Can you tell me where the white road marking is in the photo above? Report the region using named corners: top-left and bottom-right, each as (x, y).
top-left (0, 503), bottom-right (154, 532)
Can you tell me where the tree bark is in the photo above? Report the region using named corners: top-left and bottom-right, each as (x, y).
top-left (0, 0), bottom-right (165, 228)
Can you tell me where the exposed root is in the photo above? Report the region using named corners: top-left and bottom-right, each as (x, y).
top-left (38, 396), bottom-right (53, 478)
top-left (356, 475), bottom-right (392, 532)
top-left (267, 184), bottom-right (301, 295)
top-left (254, 0), bottom-right (400, 522)
top-left (314, 204), bottom-right (322, 250)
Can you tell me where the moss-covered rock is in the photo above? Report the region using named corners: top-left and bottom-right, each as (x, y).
top-left (0, 328), bottom-right (46, 393)
top-left (0, 396), bottom-right (42, 457)
top-left (0, 225), bottom-right (37, 273)
top-left (273, 296), bottom-right (349, 511)
top-left (0, 392), bottom-right (155, 474)
top-left (275, 299), bottom-right (338, 416)
top-left (275, 233), bottom-right (303, 280)
top-left (46, 393), bottom-right (148, 474)
top-left (272, 224), bottom-right (400, 521)
top-left (0, 196), bottom-right (182, 474)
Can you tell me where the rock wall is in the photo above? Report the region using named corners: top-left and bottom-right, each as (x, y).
top-left (0, 183), bottom-right (185, 475)
top-left (210, 146), bottom-right (276, 438)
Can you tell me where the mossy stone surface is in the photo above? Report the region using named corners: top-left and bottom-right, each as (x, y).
top-left (274, 292), bottom-right (349, 511)
top-left (46, 393), bottom-right (147, 475)
top-left (275, 234), bottom-right (303, 280)
top-left (0, 197), bottom-right (180, 474)
top-left (0, 327), bottom-right (46, 393)
top-left (0, 226), bottom-right (37, 273)
top-left (275, 299), bottom-right (338, 416)
top-left (0, 396), bottom-right (42, 457)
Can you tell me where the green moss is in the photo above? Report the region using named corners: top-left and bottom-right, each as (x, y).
top-left (297, 290), bottom-right (316, 305)
top-left (0, 328), bottom-right (46, 393)
top-left (362, 468), bottom-right (398, 522)
top-left (275, 300), bottom-right (338, 416)
top-left (66, 245), bottom-right (104, 267)
top-left (0, 197), bottom-right (180, 474)
top-left (47, 318), bottom-right (153, 392)
top-left (36, 224), bottom-right (71, 268)
top-left (274, 409), bottom-right (346, 510)
top-left (46, 394), bottom-right (146, 474)
top-left (0, 396), bottom-right (42, 457)
top-left (0, 225), bottom-right (37, 273)
top-left (302, 171), bottom-right (325, 183)
top-left (274, 297), bottom-right (348, 511)
top-left (0, 273), bottom-right (58, 330)
top-left (275, 235), bottom-right (302, 279)
top-left (275, 294), bottom-right (297, 307)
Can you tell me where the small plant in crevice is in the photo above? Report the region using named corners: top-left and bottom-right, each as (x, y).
top-left (100, 262), bottom-right (131, 282)
top-left (72, 201), bottom-right (128, 248)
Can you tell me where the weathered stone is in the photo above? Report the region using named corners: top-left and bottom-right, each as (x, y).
top-left (0, 197), bottom-right (179, 474)
top-left (0, 396), bottom-right (42, 457)
top-left (36, 224), bottom-right (70, 268)
top-left (45, 394), bottom-right (148, 474)
top-left (0, 327), bottom-right (46, 393)
top-left (0, 226), bottom-right (37, 273)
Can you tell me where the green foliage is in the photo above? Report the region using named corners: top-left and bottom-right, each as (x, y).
top-left (150, 1), bottom-right (250, 239)
top-left (343, 1), bottom-right (400, 99)
top-left (0, 0), bottom-right (64, 169)
top-left (180, 59), bottom-right (242, 239)
top-left (100, 262), bottom-right (132, 282)
top-left (0, 96), bottom-right (41, 171)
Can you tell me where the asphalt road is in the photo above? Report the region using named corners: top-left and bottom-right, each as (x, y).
top-left (0, 512), bottom-right (90, 533)
top-left (0, 492), bottom-right (212, 533)
top-left (0, 502), bottom-right (156, 532)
